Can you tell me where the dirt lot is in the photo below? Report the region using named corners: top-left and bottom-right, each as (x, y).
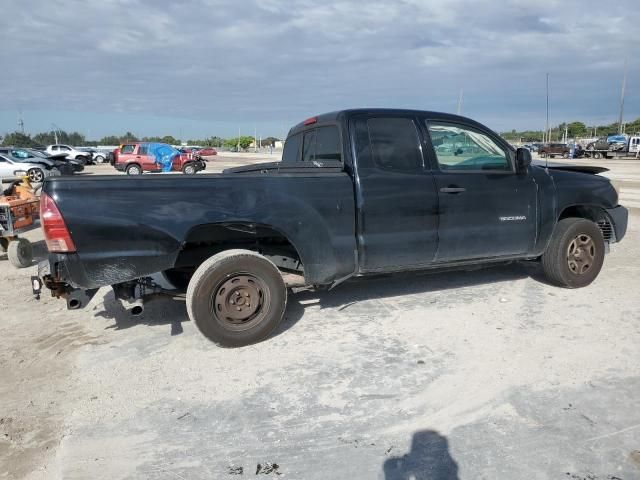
top-left (1, 155), bottom-right (639, 479)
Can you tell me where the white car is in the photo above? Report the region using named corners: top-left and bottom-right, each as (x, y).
top-left (0, 154), bottom-right (59, 182)
top-left (45, 144), bottom-right (91, 163)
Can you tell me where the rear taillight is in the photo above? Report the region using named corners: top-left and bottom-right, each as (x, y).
top-left (40, 192), bottom-right (76, 252)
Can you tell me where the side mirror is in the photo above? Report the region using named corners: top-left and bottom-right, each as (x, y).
top-left (516, 147), bottom-right (532, 172)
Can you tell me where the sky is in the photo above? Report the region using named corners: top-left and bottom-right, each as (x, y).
top-left (1, 0), bottom-right (639, 140)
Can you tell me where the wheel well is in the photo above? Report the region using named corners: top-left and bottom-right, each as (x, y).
top-left (558, 205), bottom-right (615, 242)
top-left (172, 223), bottom-right (304, 278)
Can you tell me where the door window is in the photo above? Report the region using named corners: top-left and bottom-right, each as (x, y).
top-left (138, 145), bottom-right (148, 155)
top-left (426, 122), bottom-right (510, 172)
top-left (366, 117), bottom-right (423, 171)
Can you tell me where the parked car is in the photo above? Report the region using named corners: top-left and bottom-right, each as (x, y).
top-left (34, 109), bottom-right (627, 348)
top-left (113, 142), bottom-right (206, 175)
top-left (45, 144), bottom-right (92, 164)
top-left (0, 147), bottom-right (83, 176)
top-left (586, 137), bottom-right (610, 151)
top-left (538, 143), bottom-right (571, 158)
top-left (0, 154), bottom-right (59, 182)
top-left (78, 147), bottom-right (110, 164)
top-left (198, 147), bottom-right (218, 157)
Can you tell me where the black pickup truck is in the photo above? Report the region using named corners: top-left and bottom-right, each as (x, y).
top-left (36, 109), bottom-right (628, 347)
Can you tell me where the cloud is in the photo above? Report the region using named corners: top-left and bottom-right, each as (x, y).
top-left (1, 0), bottom-right (638, 135)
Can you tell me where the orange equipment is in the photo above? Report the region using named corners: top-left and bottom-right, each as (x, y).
top-left (0, 176), bottom-right (40, 268)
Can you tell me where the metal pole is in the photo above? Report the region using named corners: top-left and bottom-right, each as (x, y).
top-left (456, 88), bottom-right (463, 115)
top-left (618, 59), bottom-right (628, 134)
top-left (237, 127), bottom-right (240, 151)
top-left (545, 73), bottom-right (550, 144)
top-left (254, 125), bottom-right (257, 153)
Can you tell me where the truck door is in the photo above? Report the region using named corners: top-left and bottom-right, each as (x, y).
top-left (629, 137), bottom-right (640, 155)
top-left (423, 119), bottom-right (537, 261)
top-left (351, 115), bottom-right (439, 272)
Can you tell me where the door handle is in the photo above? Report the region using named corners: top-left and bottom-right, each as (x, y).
top-left (440, 186), bottom-right (466, 194)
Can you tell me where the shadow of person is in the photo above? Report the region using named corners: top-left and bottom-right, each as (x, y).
top-left (383, 430), bottom-right (459, 480)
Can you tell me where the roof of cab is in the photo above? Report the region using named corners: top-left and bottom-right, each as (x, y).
top-left (287, 108), bottom-right (491, 137)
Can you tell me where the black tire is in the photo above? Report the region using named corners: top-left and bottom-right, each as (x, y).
top-left (562, 152), bottom-right (569, 158)
top-left (28, 168), bottom-right (44, 183)
top-left (186, 249), bottom-right (287, 347)
top-left (541, 218), bottom-right (605, 288)
top-left (594, 152), bottom-right (602, 159)
top-left (0, 238), bottom-right (8, 253)
top-left (126, 164), bottom-right (142, 175)
top-left (182, 163), bottom-right (196, 175)
top-left (7, 238), bottom-right (33, 268)
top-left (94, 155), bottom-right (106, 164)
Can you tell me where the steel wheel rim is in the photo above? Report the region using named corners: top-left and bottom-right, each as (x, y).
top-left (210, 273), bottom-right (270, 331)
top-left (129, 166), bottom-right (140, 175)
top-left (567, 233), bottom-right (595, 275)
top-left (185, 166), bottom-right (194, 174)
top-left (29, 169), bottom-right (43, 182)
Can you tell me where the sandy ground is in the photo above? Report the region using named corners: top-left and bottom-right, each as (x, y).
top-left (1, 155), bottom-right (639, 479)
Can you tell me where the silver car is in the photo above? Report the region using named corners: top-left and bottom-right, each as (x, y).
top-left (0, 154), bottom-right (59, 182)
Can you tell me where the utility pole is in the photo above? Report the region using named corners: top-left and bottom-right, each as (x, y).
top-left (254, 125), bottom-right (257, 153)
top-left (456, 88), bottom-right (464, 115)
top-left (17, 111), bottom-right (24, 133)
top-left (545, 73), bottom-right (550, 144)
top-left (618, 59), bottom-right (628, 134)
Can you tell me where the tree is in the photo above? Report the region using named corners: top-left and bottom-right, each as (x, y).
top-left (567, 121), bottom-right (587, 138)
top-left (1, 131), bottom-right (36, 147)
top-left (224, 136), bottom-right (254, 150)
top-left (99, 135), bottom-right (121, 145)
top-left (261, 136), bottom-right (281, 147)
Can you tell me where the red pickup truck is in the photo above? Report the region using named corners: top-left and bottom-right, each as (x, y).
top-left (113, 142), bottom-right (206, 175)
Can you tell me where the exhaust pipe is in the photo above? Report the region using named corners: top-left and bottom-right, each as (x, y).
top-left (66, 288), bottom-right (98, 310)
top-left (127, 299), bottom-right (144, 316)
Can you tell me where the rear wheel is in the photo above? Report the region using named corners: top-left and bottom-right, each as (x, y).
top-left (540, 152), bottom-right (547, 158)
top-left (94, 155), bottom-right (106, 163)
top-left (126, 164), bottom-right (142, 175)
top-left (562, 152), bottom-right (569, 158)
top-left (541, 218), bottom-right (605, 288)
top-left (594, 152), bottom-right (603, 159)
top-left (186, 249), bottom-right (287, 347)
top-left (7, 238), bottom-right (33, 268)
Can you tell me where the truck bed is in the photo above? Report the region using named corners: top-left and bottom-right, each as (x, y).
top-left (44, 171), bottom-right (357, 289)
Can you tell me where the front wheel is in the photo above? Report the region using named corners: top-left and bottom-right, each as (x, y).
top-left (182, 163), bottom-right (196, 175)
top-left (562, 152), bottom-right (569, 158)
top-left (28, 168), bottom-right (44, 183)
top-left (593, 152), bottom-right (603, 159)
top-left (541, 218), bottom-right (605, 288)
top-left (186, 249), bottom-right (287, 347)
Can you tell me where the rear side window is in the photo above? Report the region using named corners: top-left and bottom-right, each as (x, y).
top-left (366, 117), bottom-right (423, 171)
top-left (138, 145), bottom-right (148, 155)
top-left (120, 144), bottom-right (135, 154)
top-left (282, 134), bottom-right (302, 163)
